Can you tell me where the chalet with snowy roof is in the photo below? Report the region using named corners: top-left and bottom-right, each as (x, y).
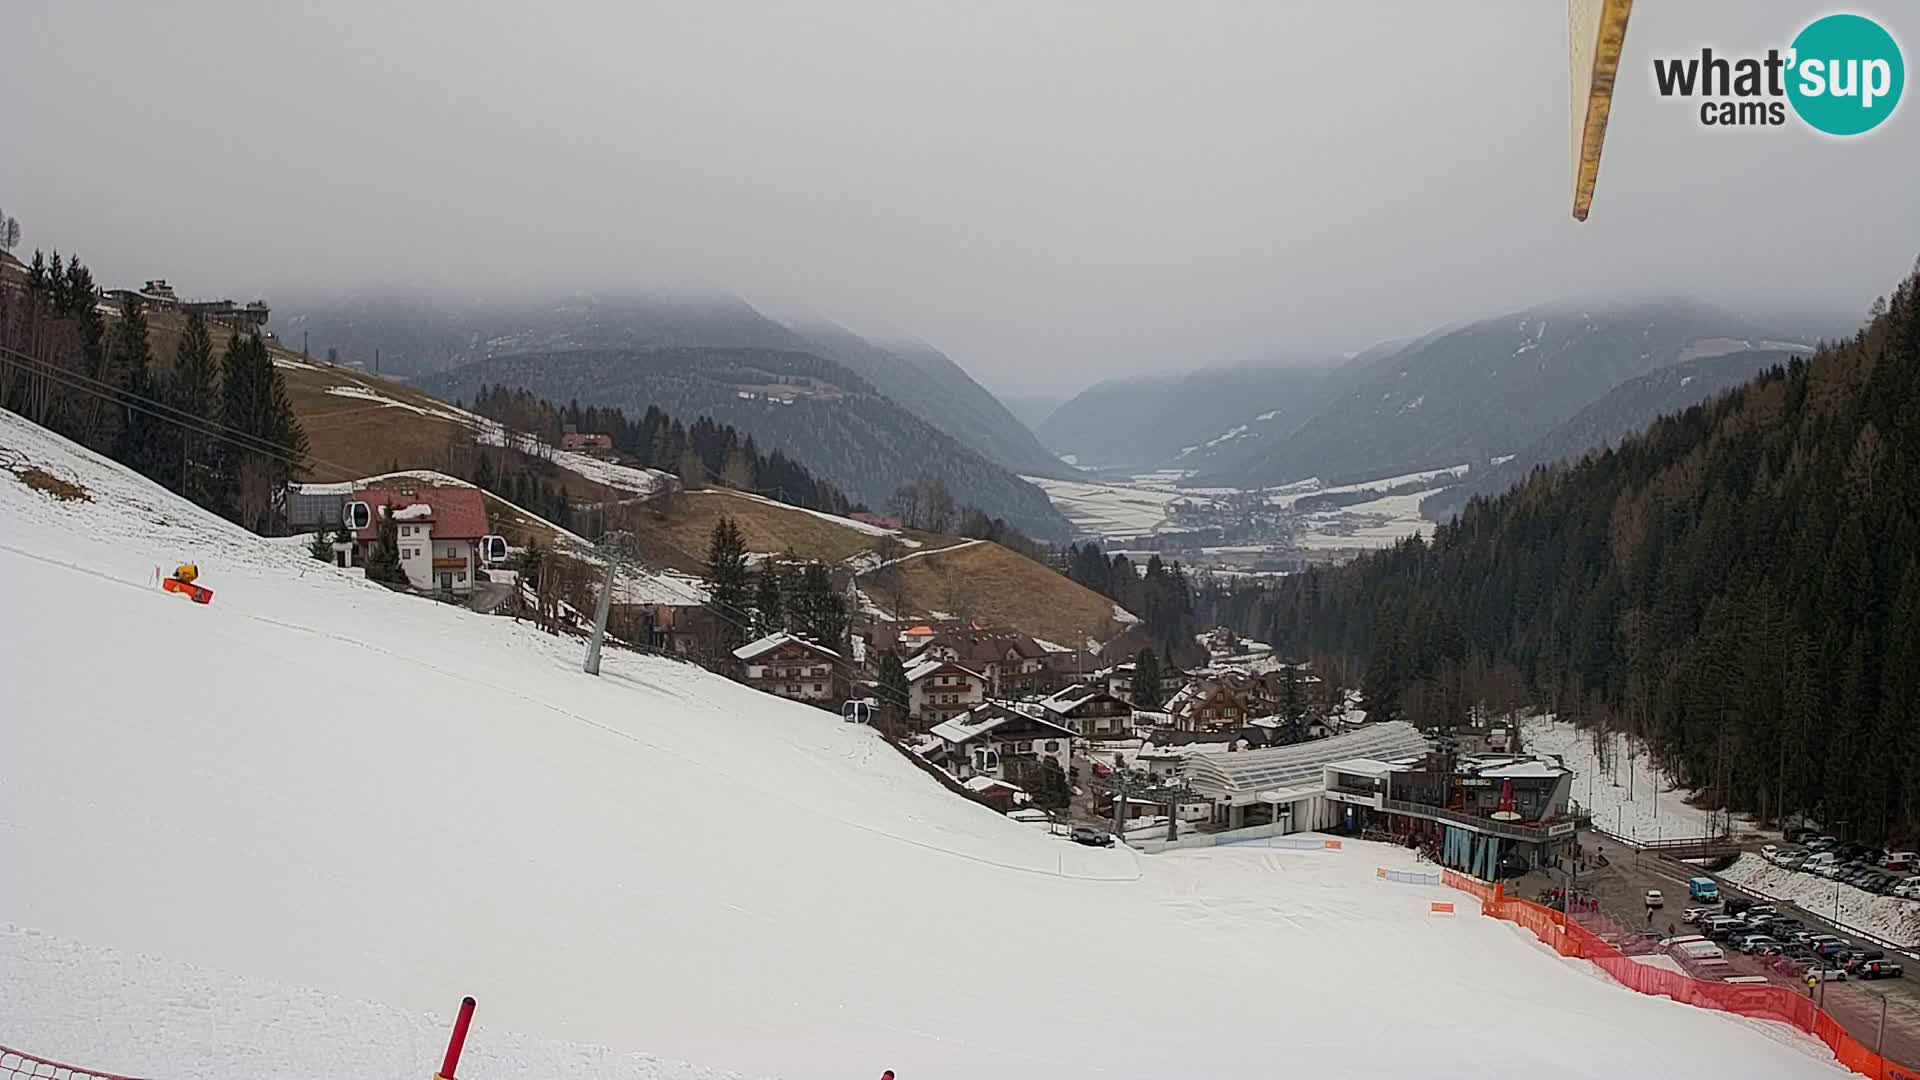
top-left (1106, 662), bottom-right (1137, 704)
top-left (960, 775), bottom-right (1029, 814)
top-left (609, 571), bottom-right (714, 658)
top-left (927, 702), bottom-right (1074, 787)
top-left (733, 633), bottom-right (842, 705)
top-left (908, 628), bottom-right (1053, 697)
top-left (1164, 677), bottom-right (1251, 734)
top-left (1034, 683), bottom-right (1134, 739)
top-left (904, 657), bottom-right (988, 728)
top-left (347, 484), bottom-right (490, 595)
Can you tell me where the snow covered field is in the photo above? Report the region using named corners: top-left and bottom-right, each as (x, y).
top-left (1021, 475), bottom-right (1186, 536)
top-left (0, 412), bottom-right (1847, 1079)
top-left (1522, 714), bottom-right (1751, 842)
top-left (1027, 468), bottom-right (1449, 550)
top-left (1291, 487), bottom-right (1440, 550)
top-left (1720, 855), bottom-right (1920, 947)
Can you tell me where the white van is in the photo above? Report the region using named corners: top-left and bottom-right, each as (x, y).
top-left (1723, 975), bottom-right (1771, 985)
top-left (1677, 939), bottom-right (1727, 962)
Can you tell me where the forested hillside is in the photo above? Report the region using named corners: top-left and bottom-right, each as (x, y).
top-left (463, 383), bottom-right (850, 514)
top-left (1207, 262), bottom-right (1920, 844)
top-left (426, 348), bottom-right (1071, 540)
top-left (1421, 347), bottom-right (1808, 520)
top-left (787, 319), bottom-right (1074, 479)
top-left (1212, 299), bottom-right (1818, 489)
top-left (1036, 355), bottom-right (1337, 471)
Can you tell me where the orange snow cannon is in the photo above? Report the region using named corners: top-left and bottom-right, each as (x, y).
top-left (162, 563), bottom-right (214, 604)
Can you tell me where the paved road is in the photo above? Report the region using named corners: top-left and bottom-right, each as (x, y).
top-left (1521, 832), bottom-right (1920, 1067)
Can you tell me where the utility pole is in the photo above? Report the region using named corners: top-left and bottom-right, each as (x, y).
top-left (584, 557), bottom-right (614, 676)
top-left (584, 530), bottom-right (642, 677)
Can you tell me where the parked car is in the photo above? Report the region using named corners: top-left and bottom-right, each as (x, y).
top-left (1808, 964), bottom-right (1849, 981)
top-left (1815, 941), bottom-right (1855, 961)
top-left (1780, 851), bottom-right (1809, 869)
top-left (1761, 844), bottom-right (1780, 862)
top-left (1725, 897), bottom-right (1754, 916)
top-left (1683, 906), bottom-right (1716, 925)
top-left (1069, 825), bottom-right (1114, 847)
top-left (1755, 941), bottom-right (1792, 957)
top-left (1645, 889), bottom-right (1665, 908)
top-left (1859, 960), bottom-right (1905, 980)
top-left (1734, 935), bottom-right (1779, 954)
top-left (1705, 919), bottom-right (1744, 942)
top-left (1884, 852), bottom-right (1918, 871)
top-left (1842, 950), bottom-right (1886, 972)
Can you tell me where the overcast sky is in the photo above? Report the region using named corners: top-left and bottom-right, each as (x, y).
top-left (6, 1), bottom-right (1917, 394)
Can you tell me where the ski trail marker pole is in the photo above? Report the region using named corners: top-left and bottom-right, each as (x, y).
top-left (437, 996), bottom-right (476, 1080)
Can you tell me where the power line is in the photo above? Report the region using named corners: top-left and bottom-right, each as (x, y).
top-left (5, 340), bottom-right (892, 685)
top-left (0, 344), bottom-right (331, 472)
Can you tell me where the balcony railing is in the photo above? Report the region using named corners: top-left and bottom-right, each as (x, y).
top-left (1380, 798), bottom-right (1564, 843)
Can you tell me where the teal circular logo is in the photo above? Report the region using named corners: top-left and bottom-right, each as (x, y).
top-left (1787, 14), bottom-right (1904, 135)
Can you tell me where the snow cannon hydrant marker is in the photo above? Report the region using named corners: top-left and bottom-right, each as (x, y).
top-left (435, 996), bottom-right (476, 1080)
top-left (158, 563), bottom-right (214, 604)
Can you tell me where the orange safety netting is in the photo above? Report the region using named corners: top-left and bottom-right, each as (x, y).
top-left (1440, 876), bottom-right (1920, 1080)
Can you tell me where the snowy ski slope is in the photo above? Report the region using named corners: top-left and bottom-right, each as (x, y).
top-left (0, 411), bottom-right (1846, 1079)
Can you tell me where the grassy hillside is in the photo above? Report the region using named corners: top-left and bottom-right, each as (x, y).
top-left (245, 343), bottom-right (1126, 643)
top-left (878, 540), bottom-right (1128, 646)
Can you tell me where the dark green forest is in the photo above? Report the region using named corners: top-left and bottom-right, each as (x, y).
top-left (463, 382), bottom-right (852, 515)
top-left (1201, 262), bottom-right (1920, 844)
top-left (1, 251), bottom-right (306, 533)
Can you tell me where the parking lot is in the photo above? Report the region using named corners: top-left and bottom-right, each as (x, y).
top-left (1518, 831), bottom-right (1920, 1067)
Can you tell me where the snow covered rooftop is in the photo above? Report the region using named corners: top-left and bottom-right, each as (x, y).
top-left (1476, 759), bottom-right (1568, 780)
top-left (390, 503), bottom-right (433, 521)
top-left (1325, 757), bottom-right (1397, 777)
top-left (904, 657), bottom-right (983, 684)
top-left (732, 631), bottom-right (840, 662)
top-left (1184, 722), bottom-right (1431, 800)
top-left (929, 704), bottom-right (1075, 745)
top-left (961, 775), bottom-right (1024, 794)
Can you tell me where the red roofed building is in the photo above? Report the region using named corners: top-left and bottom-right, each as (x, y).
top-left (349, 484), bottom-right (490, 595)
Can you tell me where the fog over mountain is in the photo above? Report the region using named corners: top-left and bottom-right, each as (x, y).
top-left (5, 2), bottom-right (1913, 395)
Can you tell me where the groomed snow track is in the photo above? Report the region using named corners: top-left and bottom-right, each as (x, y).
top-left (0, 409), bottom-right (1853, 1080)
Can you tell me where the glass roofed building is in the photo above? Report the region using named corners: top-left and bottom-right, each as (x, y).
top-left (1182, 721), bottom-right (1431, 831)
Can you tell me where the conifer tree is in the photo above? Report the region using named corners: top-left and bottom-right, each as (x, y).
top-left (109, 295), bottom-right (162, 480)
top-left (704, 515), bottom-right (751, 650)
top-left (877, 650), bottom-right (910, 735)
top-left (753, 564), bottom-right (784, 637)
top-left (363, 508), bottom-right (409, 586)
top-left (1133, 648), bottom-right (1164, 710)
top-left (167, 312), bottom-right (220, 507)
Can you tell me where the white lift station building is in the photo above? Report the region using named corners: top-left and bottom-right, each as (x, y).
top-left (1181, 721), bottom-right (1432, 832)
